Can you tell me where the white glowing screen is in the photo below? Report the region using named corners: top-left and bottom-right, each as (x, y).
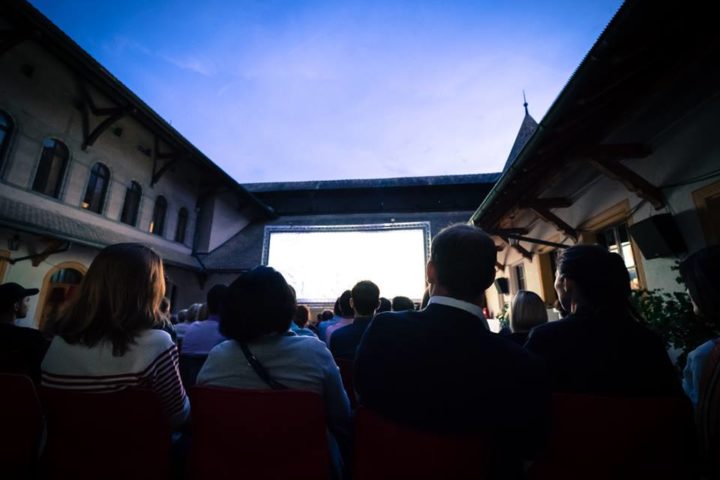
top-left (266, 227), bottom-right (427, 302)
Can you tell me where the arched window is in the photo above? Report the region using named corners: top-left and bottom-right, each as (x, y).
top-left (120, 181), bottom-right (142, 226)
top-left (150, 196), bottom-right (167, 236)
top-left (0, 110), bottom-right (13, 170)
top-left (82, 163), bottom-right (110, 214)
top-left (32, 138), bottom-right (69, 198)
top-left (175, 207), bottom-right (189, 243)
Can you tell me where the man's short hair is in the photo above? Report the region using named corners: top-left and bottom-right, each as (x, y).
top-left (430, 224), bottom-right (496, 301)
top-left (338, 290), bottom-right (354, 317)
top-left (351, 281), bottom-right (380, 316)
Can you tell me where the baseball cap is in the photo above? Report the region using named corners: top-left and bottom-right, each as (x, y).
top-left (0, 282), bottom-right (39, 308)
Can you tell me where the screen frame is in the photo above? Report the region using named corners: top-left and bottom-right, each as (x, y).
top-left (261, 222), bottom-right (432, 302)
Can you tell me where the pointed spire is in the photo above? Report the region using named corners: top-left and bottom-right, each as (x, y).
top-left (523, 90), bottom-right (529, 116)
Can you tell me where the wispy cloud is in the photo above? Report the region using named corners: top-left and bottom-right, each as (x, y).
top-left (162, 54), bottom-right (218, 77)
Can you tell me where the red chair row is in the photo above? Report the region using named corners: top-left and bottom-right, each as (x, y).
top-left (0, 372), bottom-right (700, 480)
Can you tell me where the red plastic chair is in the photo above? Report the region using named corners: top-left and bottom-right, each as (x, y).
top-left (189, 386), bottom-right (330, 480)
top-left (40, 387), bottom-right (172, 480)
top-left (334, 357), bottom-right (358, 408)
top-left (527, 393), bottom-right (698, 480)
top-left (354, 407), bottom-right (492, 480)
top-left (0, 374), bottom-right (44, 479)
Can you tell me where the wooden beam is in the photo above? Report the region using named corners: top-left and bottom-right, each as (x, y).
top-left (31, 239), bottom-right (65, 267)
top-left (590, 159), bottom-right (665, 209)
top-left (531, 207), bottom-right (578, 240)
top-left (574, 143), bottom-right (652, 161)
top-left (499, 236), bottom-right (533, 261)
top-left (495, 261), bottom-right (505, 272)
top-left (519, 197), bottom-right (573, 209)
top-left (151, 158), bottom-right (178, 186)
top-left (487, 227), bottom-right (529, 236)
top-left (83, 108), bottom-right (126, 149)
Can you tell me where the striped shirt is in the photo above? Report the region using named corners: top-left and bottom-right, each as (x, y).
top-left (41, 329), bottom-right (190, 428)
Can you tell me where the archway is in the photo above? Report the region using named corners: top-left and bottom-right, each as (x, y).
top-left (37, 261), bottom-right (86, 330)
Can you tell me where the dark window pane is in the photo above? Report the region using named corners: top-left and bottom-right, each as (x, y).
top-left (0, 111), bottom-right (12, 170)
top-left (82, 163), bottom-right (110, 214)
top-left (150, 196), bottom-right (167, 236)
top-left (175, 207), bottom-right (188, 243)
top-left (33, 139), bottom-right (69, 198)
top-left (120, 181), bottom-right (142, 226)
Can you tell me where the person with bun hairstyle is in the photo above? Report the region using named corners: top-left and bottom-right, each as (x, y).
top-left (41, 243), bottom-right (189, 427)
top-left (525, 244), bottom-right (680, 396)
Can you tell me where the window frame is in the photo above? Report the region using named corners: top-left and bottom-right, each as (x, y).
top-left (150, 195), bottom-right (168, 236)
top-left (120, 181), bottom-right (142, 227)
top-left (32, 138), bottom-right (70, 199)
top-left (81, 162), bottom-right (111, 215)
top-left (175, 207), bottom-right (189, 243)
top-left (0, 110), bottom-right (14, 173)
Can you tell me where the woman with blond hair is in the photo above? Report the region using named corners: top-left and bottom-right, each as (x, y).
top-left (508, 290), bottom-right (548, 345)
top-left (41, 243), bottom-right (189, 427)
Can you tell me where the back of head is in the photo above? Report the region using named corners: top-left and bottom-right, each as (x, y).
top-left (321, 309), bottom-right (334, 321)
top-left (378, 297), bottom-right (391, 313)
top-left (294, 305), bottom-right (310, 328)
top-left (220, 266), bottom-right (296, 342)
top-left (510, 290), bottom-right (548, 333)
top-left (351, 281), bottom-right (380, 316)
top-left (557, 244), bottom-right (631, 314)
top-left (430, 224), bottom-right (497, 301)
top-left (392, 296), bottom-right (415, 311)
top-left (206, 284), bottom-right (228, 315)
top-left (338, 290), bottom-right (354, 318)
top-left (52, 243), bottom-right (165, 356)
top-left (187, 303), bottom-right (203, 322)
top-left (680, 245), bottom-right (720, 320)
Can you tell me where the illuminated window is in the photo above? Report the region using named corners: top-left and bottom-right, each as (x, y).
top-left (120, 181), bottom-right (142, 226)
top-left (175, 207), bottom-right (188, 243)
top-left (0, 110), bottom-right (13, 171)
top-left (513, 264), bottom-right (526, 292)
top-left (33, 138), bottom-right (69, 198)
top-left (150, 196), bottom-right (167, 236)
top-left (596, 223), bottom-right (640, 289)
top-left (82, 163), bottom-right (110, 213)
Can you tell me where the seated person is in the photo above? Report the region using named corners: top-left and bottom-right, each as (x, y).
top-left (182, 285), bottom-right (228, 355)
top-left (324, 290), bottom-right (354, 346)
top-left (196, 266), bottom-right (351, 463)
top-left (290, 305), bottom-right (317, 337)
top-left (377, 297), bottom-right (392, 313)
top-left (391, 296), bottom-right (415, 312)
top-left (330, 281), bottom-right (379, 360)
top-left (507, 290), bottom-right (547, 345)
top-left (525, 244), bottom-right (681, 396)
top-left (41, 243), bottom-right (189, 428)
top-left (0, 282), bottom-right (48, 382)
top-left (154, 297), bottom-right (177, 342)
top-left (681, 245), bottom-right (720, 406)
top-left (355, 224), bottom-right (549, 475)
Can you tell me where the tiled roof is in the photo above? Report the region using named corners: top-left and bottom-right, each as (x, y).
top-left (502, 111), bottom-right (538, 172)
top-left (0, 195), bottom-right (200, 269)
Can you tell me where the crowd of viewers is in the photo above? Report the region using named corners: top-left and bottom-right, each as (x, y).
top-left (0, 224), bottom-right (719, 478)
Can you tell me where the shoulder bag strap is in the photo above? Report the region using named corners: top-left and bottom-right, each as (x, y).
top-left (238, 342), bottom-right (288, 390)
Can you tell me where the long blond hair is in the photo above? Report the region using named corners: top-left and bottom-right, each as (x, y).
top-left (52, 243), bottom-right (166, 356)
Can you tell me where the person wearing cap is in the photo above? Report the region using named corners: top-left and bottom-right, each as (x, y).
top-left (0, 282), bottom-right (49, 383)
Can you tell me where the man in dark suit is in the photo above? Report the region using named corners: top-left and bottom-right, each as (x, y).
top-left (355, 224), bottom-right (550, 471)
top-left (329, 281), bottom-right (379, 360)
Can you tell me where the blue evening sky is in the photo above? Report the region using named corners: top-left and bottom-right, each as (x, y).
top-left (29, 0), bottom-right (622, 183)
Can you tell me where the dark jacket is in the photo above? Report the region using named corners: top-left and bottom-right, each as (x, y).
top-left (0, 323), bottom-right (50, 383)
top-left (524, 310), bottom-right (681, 396)
top-left (355, 303), bottom-right (550, 459)
top-left (329, 316), bottom-right (372, 360)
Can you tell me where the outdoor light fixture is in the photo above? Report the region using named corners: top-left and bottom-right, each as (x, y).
top-left (8, 234), bottom-right (20, 251)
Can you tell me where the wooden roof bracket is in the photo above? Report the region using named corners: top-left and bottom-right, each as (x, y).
top-left (150, 135), bottom-right (180, 187)
top-left (499, 235), bottom-right (533, 261)
top-left (75, 80), bottom-right (128, 150)
top-left (590, 159), bottom-right (665, 209)
top-left (531, 207), bottom-right (579, 241)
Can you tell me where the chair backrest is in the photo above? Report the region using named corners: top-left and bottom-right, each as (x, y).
top-left (334, 357), bottom-right (357, 409)
top-left (40, 387), bottom-right (172, 480)
top-left (0, 374), bottom-right (44, 478)
top-left (189, 386), bottom-right (330, 480)
top-left (353, 407), bottom-right (492, 480)
top-left (179, 353), bottom-right (208, 389)
top-left (527, 393), bottom-right (698, 480)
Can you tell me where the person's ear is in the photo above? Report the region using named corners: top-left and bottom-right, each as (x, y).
top-left (349, 297), bottom-right (355, 309)
top-left (426, 261), bottom-right (437, 285)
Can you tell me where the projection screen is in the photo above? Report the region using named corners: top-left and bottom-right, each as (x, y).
top-left (262, 223), bottom-right (431, 303)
